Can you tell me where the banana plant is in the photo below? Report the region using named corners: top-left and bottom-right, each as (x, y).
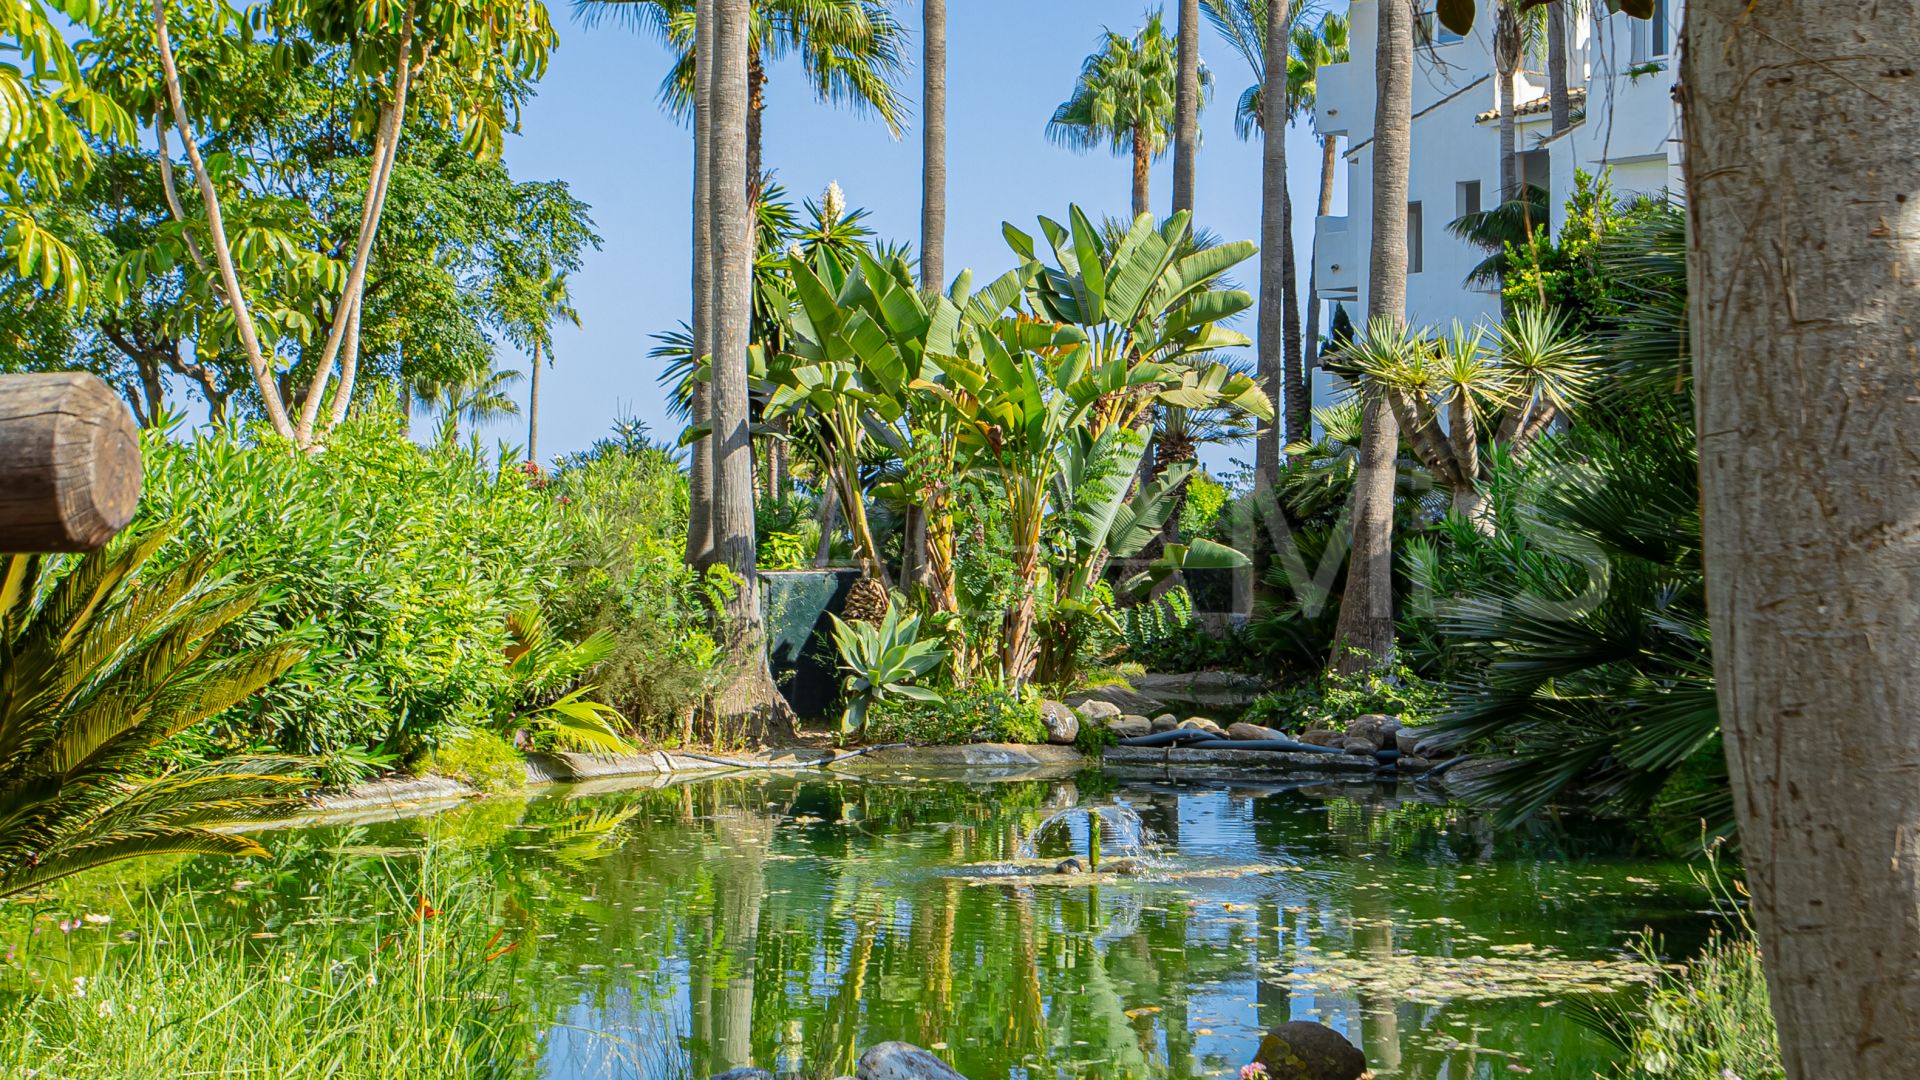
top-left (1003, 205), bottom-right (1271, 435)
top-left (829, 603), bottom-right (948, 736)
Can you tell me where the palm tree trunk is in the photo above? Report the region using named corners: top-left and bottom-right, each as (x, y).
top-left (1172, 0), bottom-right (1200, 215)
top-left (1496, 3), bottom-right (1520, 204)
top-left (747, 50), bottom-right (766, 207)
top-left (1545, 0), bottom-right (1571, 135)
top-left (709, 0), bottom-right (791, 741)
top-left (1300, 134), bottom-right (1339, 430)
top-left (1329, 0), bottom-right (1412, 675)
top-left (1132, 121), bottom-right (1151, 220)
top-left (1255, 0), bottom-right (1290, 497)
top-left (921, 0), bottom-right (946, 291)
top-left (685, 0), bottom-right (717, 567)
top-left (527, 341), bottom-right (540, 464)
top-left (1281, 187), bottom-right (1304, 446)
top-left (1688, 2), bottom-right (1920, 1075)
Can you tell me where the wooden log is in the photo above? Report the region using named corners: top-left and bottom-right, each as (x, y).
top-left (0, 373), bottom-right (141, 552)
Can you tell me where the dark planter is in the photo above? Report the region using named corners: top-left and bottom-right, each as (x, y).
top-left (760, 568), bottom-right (860, 721)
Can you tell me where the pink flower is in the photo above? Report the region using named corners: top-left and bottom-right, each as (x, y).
top-left (1240, 1064), bottom-right (1269, 1080)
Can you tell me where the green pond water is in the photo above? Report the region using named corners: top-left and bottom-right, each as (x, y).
top-left (17, 769), bottom-right (1717, 1079)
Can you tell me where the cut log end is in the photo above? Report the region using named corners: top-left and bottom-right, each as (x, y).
top-left (0, 373), bottom-right (142, 552)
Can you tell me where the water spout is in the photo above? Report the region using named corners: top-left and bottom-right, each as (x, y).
top-left (1019, 803), bottom-right (1149, 867)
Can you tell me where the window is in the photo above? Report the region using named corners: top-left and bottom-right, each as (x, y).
top-left (1407, 201), bottom-right (1424, 274)
top-left (1456, 180), bottom-right (1482, 221)
top-left (1630, 0), bottom-right (1671, 64)
top-left (1415, 9), bottom-right (1464, 46)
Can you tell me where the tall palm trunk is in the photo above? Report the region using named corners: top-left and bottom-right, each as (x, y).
top-left (1280, 188), bottom-right (1304, 444)
top-left (1328, 0), bottom-right (1412, 674)
top-left (1300, 133), bottom-right (1339, 423)
top-left (921, 0), bottom-right (946, 291)
top-left (747, 50), bottom-right (766, 206)
top-left (1172, 0), bottom-right (1200, 215)
top-left (685, 0), bottom-right (717, 567)
top-left (1494, 3), bottom-right (1520, 204)
top-left (709, 0), bottom-right (790, 740)
top-left (1131, 120), bottom-right (1151, 219)
top-left (1545, 0), bottom-right (1570, 134)
top-left (1254, 0), bottom-right (1292, 494)
top-left (1687, 2), bottom-right (1920, 1075)
top-left (527, 342), bottom-right (541, 464)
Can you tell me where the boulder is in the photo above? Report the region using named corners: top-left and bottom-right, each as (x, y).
top-left (1039, 701), bottom-right (1079, 745)
top-left (1394, 725), bottom-right (1435, 756)
top-left (1099, 857), bottom-right (1149, 876)
top-left (1075, 699), bottom-right (1122, 723)
top-left (1298, 729), bottom-right (1345, 748)
top-left (1178, 716), bottom-right (1226, 737)
top-left (1249, 1021), bottom-right (1368, 1080)
top-left (1397, 755), bottom-right (1435, 771)
top-left (1227, 722), bottom-right (1288, 742)
top-left (1054, 857), bottom-right (1085, 874)
top-left (1065, 682), bottom-right (1171, 720)
top-left (711, 1071), bottom-right (773, 1080)
top-left (1107, 715), bottom-right (1152, 739)
top-left (856, 1041), bottom-right (969, 1080)
top-left (1150, 713), bottom-right (1181, 734)
top-left (1341, 739), bottom-right (1376, 756)
top-left (1346, 714), bottom-right (1402, 750)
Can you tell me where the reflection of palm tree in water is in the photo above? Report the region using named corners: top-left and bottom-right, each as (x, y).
top-left (1352, 859), bottom-right (1403, 1075)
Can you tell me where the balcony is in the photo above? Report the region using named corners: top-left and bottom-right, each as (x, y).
top-left (1312, 62), bottom-right (1351, 137)
top-left (1314, 215), bottom-right (1357, 299)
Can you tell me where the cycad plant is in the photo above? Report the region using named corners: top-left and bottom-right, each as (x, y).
top-left (502, 608), bottom-right (632, 754)
top-left (0, 529), bottom-right (310, 899)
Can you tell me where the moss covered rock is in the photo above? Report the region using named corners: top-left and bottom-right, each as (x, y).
top-left (1250, 1022), bottom-right (1367, 1080)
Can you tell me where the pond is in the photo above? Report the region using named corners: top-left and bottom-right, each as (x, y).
top-left (18, 770), bottom-right (1715, 1079)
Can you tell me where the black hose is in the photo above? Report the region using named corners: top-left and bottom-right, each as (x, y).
top-left (1116, 729), bottom-right (1225, 748)
top-left (1417, 757), bottom-right (1466, 782)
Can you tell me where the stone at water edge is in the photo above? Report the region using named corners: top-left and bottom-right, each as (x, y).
top-left (1107, 715), bottom-right (1151, 739)
top-left (1227, 722), bottom-right (1288, 741)
top-left (1341, 739), bottom-right (1376, 756)
top-left (1394, 725), bottom-right (1435, 756)
top-left (1249, 1021), bottom-right (1368, 1080)
top-left (1054, 857), bottom-right (1086, 874)
top-left (709, 1070), bottom-right (773, 1080)
top-left (856, 1041), bottom-right (968, 1080)
top-left (1345, 714), bottom-right (1401, 750)
top-left (1098, 857), bottom-right (1149, 876)
top-left (1149, 713), bottom-right (1180, 733)
top-left (1039, 701), bottom-right (1079, 745)
top-left (1397, 755), bottom-right (1435, 771)
top-left (1075, 699), bottom-right (1121, 723)
top-left (1177, 716), bottom-right (1226, 737)
top-left (1298, 729), bottom-right (1345, 748)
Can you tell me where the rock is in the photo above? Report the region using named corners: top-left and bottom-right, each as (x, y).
top-left (1346, 713), bottom-right (1401, 750)
top-left (1177, 716), bottom-right (1226, 737)
top-left (1132, 671), bottom-right (1270, 713)
top-left (1054, 857), bottom-right (1085, 874)
top-left (1150, 713), bottom-right (1180, 733)
top-left (1395, 725), bottom-right (1434, 756)
top-left (1250, 1021), bottom-right (1368, 1080)
top-left (1341, 739), bottom-right (1375, 756)
top-left (1065, 682), bottom-right (1172, 720)
top-left (1398, 755), bottom-right (1435, 771)
top-left (1099, 857), bottom-right (1149, 876)
top-left (856, 1041), bottom-right (968, 1080)
top-left (1107, 715), bottom-right (1151, 739)
top-left (1075, 699), bottom-right (1121, 723)
top-left (1039, 701), bottom-right (1079, 745)
top-left (1227, 722), bottom-right (1288, 742)
top-left (1298, 729), bottom-right (1345, 748)
top-left (711, 1070), bottom-right (773, 1080)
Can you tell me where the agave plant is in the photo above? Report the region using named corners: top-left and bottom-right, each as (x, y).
top-left (503, 609), bottom-right (632, 755)
top-left (829, 602), bottom-right (947, 736)
top-left (0, 529), bottom-right (310, 899)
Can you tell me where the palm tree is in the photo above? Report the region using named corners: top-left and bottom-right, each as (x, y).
top-left (1687, 1), bottom-right (1920, 1069)
top-left (0, 529), bottom-right (310, 899)
top-left (522, 270), bottom-right (580, 465)
top-left (921, 0), bottom-right (946, 291)
top-left (687, 0), bottom-right (717, 566)
top-left (1545, 0), bottom-right (1570, 134)
top-left (1290, 12), bottom-right (1349, 432)
top-left (1328, 0), bottom-right (1412, 674)
top-left (579, 0), bottom-right (908, 204)
top-left (416, 367), bottom-right (523, 446)
top-left (1202, 0), bottom-right (1315, 489)
top-left (1172, 0), bottom-right (1202, 215)
top-left (1047, 12), bottom-right (1186, 220)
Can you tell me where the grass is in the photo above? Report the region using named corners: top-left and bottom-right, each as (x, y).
top-left (0, 849), bottom-right (539, 1079)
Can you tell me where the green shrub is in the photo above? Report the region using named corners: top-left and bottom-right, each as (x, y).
top-left (1577, 931), bottom-right (1782, 1080)
top-left (428, 730), bottom-right (526, 793)
top-left (867, 685), bottom-right (1048, 746)
top-left (141, 414), bottom-right (568, 760)
top-left (1247, 659), bottom-right (1443, 732)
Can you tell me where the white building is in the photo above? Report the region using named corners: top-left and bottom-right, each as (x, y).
top-left (1308, 0), bottom-right (1682, 391)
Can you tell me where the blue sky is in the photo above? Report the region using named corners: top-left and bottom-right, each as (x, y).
top-left (488, 0), bottom-right (1345, 474)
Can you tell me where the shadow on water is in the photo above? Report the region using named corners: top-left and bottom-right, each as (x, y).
top-left (13, 771), bottom-right (1717, 1080)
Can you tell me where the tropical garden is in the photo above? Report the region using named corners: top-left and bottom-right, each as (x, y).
top-left (0, 0), bottom-right (1911, 1078)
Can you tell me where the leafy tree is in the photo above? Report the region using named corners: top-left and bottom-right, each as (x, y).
top-left (1047, 11), bottom-right (1187, 220)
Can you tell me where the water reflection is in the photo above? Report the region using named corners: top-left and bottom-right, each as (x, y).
top-left (23, 773), bottom-right (1710, 1080)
